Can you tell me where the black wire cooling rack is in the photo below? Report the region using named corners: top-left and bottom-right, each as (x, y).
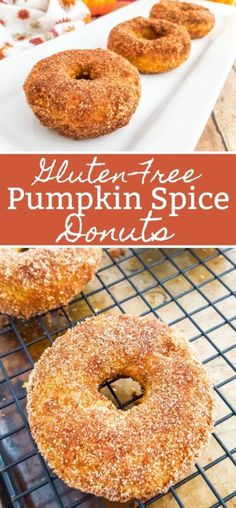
top-left (0, 248), bottom-right (235, 508)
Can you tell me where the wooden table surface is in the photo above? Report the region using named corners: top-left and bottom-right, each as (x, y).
top-left (197, 60), bottom-right (236, 151)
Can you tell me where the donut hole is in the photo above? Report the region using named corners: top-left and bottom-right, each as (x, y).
top-left (135, 26), bottom-right (166, 40)
top-left (99, 376), bottom-right (144, 410)
top-left (75, 71), bottom-right (92, 81)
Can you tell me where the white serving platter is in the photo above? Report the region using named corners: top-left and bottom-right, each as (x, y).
top-left (0, 0), bottom-right (236, 152)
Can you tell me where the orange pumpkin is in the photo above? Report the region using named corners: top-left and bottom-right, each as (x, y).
top-left (83, 0), bottom-right (116, 15)
top-left (208, 0), bottom-right (235, 4)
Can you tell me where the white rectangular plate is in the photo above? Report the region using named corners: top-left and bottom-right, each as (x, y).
top-left (0, 0), bottom-right (236, 152)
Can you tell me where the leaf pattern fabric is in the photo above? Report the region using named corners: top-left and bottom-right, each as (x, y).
top-left (0, 0), bottom-right (90, 58)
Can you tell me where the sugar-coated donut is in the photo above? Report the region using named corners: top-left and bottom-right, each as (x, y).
top-left (108, 17), bottom-right (191, 74)
top-left (23, 49), bottom-right (141, 139)
top-left (27, 314), bottom-right (215, 502)
top-left (0, 248), bottom-right (102, 319)
top-left (150, 0), bottom-right (215, 39)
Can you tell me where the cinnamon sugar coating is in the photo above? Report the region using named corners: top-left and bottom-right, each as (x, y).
top-left (27, 314), bottom-right (215, 502)
top-left (0, 248), bottom-right (102, 318)
top-left (23, 49), bottom-right (141, 139)
top-left (108, 17), bottom-right (191, 74)
top-left (150, 0), bottom-right (215, 39)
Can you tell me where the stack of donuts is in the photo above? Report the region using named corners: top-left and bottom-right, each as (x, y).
top-left (24, 0), bottom-right (215, 139)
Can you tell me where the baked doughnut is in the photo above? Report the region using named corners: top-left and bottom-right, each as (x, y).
top-left (23, 49), bottom-right (141, 139)
top-left (150, 0), bottom-right (215, 39)
top-left (0, 248), bottom-right (102, 319)
top-left (107, 17), bottom-right (191, 74)
top-left (27, 314), bottom-right (215, 501)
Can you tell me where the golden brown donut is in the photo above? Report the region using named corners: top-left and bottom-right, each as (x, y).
top-left (0, 248), bottom-right (102, 319)
top-left (107, 17), bottom-right (191, 74)
top-left (27, 314), bottom-right (215, 502)
top-left (150, 0), bottom-right (215, 39)
top-left (23, 49), bottom-right (141, 139)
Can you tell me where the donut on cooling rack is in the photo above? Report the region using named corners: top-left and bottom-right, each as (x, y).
top-left (23, 49), bottom-right (141, 139)
top-left (150, 0), bottom-right (215, 39)
top-left (0, 248), bottom-right (102, 319)
top-left (107, 17), bottom-right (191, 74)
top-left (27, 314), bottom-right (215, 501)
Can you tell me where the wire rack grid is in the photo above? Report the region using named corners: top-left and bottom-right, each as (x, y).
top-left (0, 247), bottom-right (235, 508)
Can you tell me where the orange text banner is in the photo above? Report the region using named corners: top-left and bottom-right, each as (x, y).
top-left (0, 153), bottom-right (235, 246)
